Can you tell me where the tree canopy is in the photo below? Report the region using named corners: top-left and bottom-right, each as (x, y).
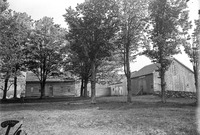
top-left (24, 17), bottom-right (66, 98)
top-left (64, 0), bottom-right (120, 103)
top-left (144, 0), bottom-right (189, 103)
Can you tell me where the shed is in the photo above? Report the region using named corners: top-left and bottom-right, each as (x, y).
top-left (75, 81), bottom-right (111, 97)
top-left (25, 72), bottom-right (75, 97)
top-left (109, 79), bottom-right (127, 96)
top-left (131, 58), bottom-right (195, 95)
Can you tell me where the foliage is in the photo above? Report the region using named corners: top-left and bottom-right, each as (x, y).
top-left (0, 9), bottom-right (32, 99)
top-left (64, 0), bottom-right (120, 103)
top-left (24, 17), bottom-right (65, 98)
top-left (0, 0), bottom-right (8, 13)
top-left (183, 16), bottom-right (200, 103)
top-left (116, 0), bottom-right (148, 102)
top-left (144, 0), bottom-right (189, 103)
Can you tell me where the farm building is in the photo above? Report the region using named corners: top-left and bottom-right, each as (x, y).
top-left (109, 79), bottom-right (127, 96)
top-left (25, 72), bottom-right (75, 97)
top-left (131, 58), bottom-right (195, 95)
top-left (75, 81), bottom-right (111, 97)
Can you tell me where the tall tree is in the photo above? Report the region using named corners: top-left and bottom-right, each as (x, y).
top-left (63, 46), bottom-right (92, 97)
top-left (183, 13), bottom-right (199, 104)
top-left (24, 17), bottom-right (65, 98)
top-left (0, 8), bottom-right (32, 99)
top-left (64, 0), bottom-right (120, 103)
top-left (116, 0), bottom-right (148, 102)
top-left (144, 0), bottom-right (189, 103)
top-left (10, 12), bottom-right (32, 98)
top-left (0, 0), bottom-right (10, 99)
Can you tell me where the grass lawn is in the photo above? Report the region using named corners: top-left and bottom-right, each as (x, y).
top-left (0, 95), bottom-right (199, 135)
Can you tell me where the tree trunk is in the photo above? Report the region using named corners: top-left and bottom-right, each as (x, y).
top-left (125, 57), bottom-right (132, 102)
top-left (198, 50), bottom-right (200, 106)
top-left (160, 67), bottom-right (166, 103)
top-left (2, 74), bottom-right (10, 100)
top-left (126, 51), bottom-right (132, 103)
top-left (80, 78), bottom-right (84, 97)
top-left (127, 75), bottom-right (132, 102)
top-left (83, 78), bottom-right (88, 97)
top-left (194, 64), bottom-right (199, 105)
top-left (40, 79), bottom-right (46, 99)
top-left (124, 40), bottom-right (132, 103)
top-left (13, 76), bottom-right (17, 98)
top-left (91, 60), bottom-right (96, 104)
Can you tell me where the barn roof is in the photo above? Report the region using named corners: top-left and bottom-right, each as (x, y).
top-left (131, 58), bottom-right (193, 79)
top-left (26, 71), bottom-right (75, 83)
top-left (131, 63), bottom-right (159, 78)
top-left (173, 58), bottom-right (193, 73)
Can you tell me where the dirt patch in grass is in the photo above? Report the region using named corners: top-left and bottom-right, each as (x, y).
top-left (0, 95), bottom-right (199, 135)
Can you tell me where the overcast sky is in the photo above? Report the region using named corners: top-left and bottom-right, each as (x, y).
top-left (8, 0), bottom-right (200, 71)
top-left (9, 0), bottom-right (85, 28)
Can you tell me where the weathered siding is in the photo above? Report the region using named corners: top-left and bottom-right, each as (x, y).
top-left (153, 60), bottom-right (195, 93)
top-left (46, 82), bottom-right (75, 96)
top-left (165, 60), bottom-right (195, 92)
top-left (25, 81), bottom-right (75, 97)
top-left (25, 83), bottom-right (41, 97)
top-left (131, 74), bottom-right (154, 95)
top-left (87, 83), bottom-right (111, 97)
top-left (153, 72), bottom-right (161, 92)
top-left (109, 78), bottom-right (127, 96)
top-left (75, 82), bottom-right (111, 97)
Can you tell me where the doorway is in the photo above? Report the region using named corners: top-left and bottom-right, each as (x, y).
top-left (49, 85), bottom-right (53, 97)
top-left (138, 77), bottom-right (147, 95)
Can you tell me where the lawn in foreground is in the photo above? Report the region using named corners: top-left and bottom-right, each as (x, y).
top-left (0, 95), bottom-right (198, 135)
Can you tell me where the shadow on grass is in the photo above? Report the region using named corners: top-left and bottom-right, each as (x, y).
top-left (0, 96), bottom-right (196, 112)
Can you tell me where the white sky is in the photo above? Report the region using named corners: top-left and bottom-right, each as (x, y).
top-left (8, 0), bottom-right (200, 71)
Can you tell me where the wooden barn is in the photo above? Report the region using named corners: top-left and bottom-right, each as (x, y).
top-left (131, 58), bottom-right (195, 95)
top-left (109, 79), bottom-right (127, 96)
top-left (75, 81), bottom-right (111, 97)
top-left (25, 72), bottom-right (75, 97)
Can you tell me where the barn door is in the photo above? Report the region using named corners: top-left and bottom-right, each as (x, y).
top-left (49, 85), bottom-right (53, 97)
top-left (138, 78), bottom-right (147, 95)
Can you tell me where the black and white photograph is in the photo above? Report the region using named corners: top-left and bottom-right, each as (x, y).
top-left (0, 0), bottom-right (200, 134)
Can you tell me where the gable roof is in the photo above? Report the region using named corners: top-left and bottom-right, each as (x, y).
top-left (131, 58), bottom-right (193, 79)
top-left (173, 58), bottom-right (193, 73)
top-left (131, 63), bottom-right (159, 78)
top-left (26, 71), bottom-right (75, 82)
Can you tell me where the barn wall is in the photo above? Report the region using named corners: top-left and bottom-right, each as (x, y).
top-left (165, 60), bottom-right (195, 92)
top-left (153, 60), bottom-right (195, 93)
top-left (25, 83), bottom-right (40, 97)
top-left (109, 78), bottom-right (127, 96)
top-left (87, 83), bottom-right (111, 97)
top-left (45, 81), bottom-right (75, 96)
top-left (131, 74), bottom-right (154, 95)
top-left (153, 72), bottom-right (161, 92)
top-left (25, 81), bottom-right (75, 97)
top-left (75, 82), bottom-right (111, 97)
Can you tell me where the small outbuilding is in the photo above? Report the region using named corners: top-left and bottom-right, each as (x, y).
top-left (25, 72), bottom-right (75, 97)
top-left (109, 80), bottom-right (127, 96)
top-left (131, 58), bottom-right (195, 95)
